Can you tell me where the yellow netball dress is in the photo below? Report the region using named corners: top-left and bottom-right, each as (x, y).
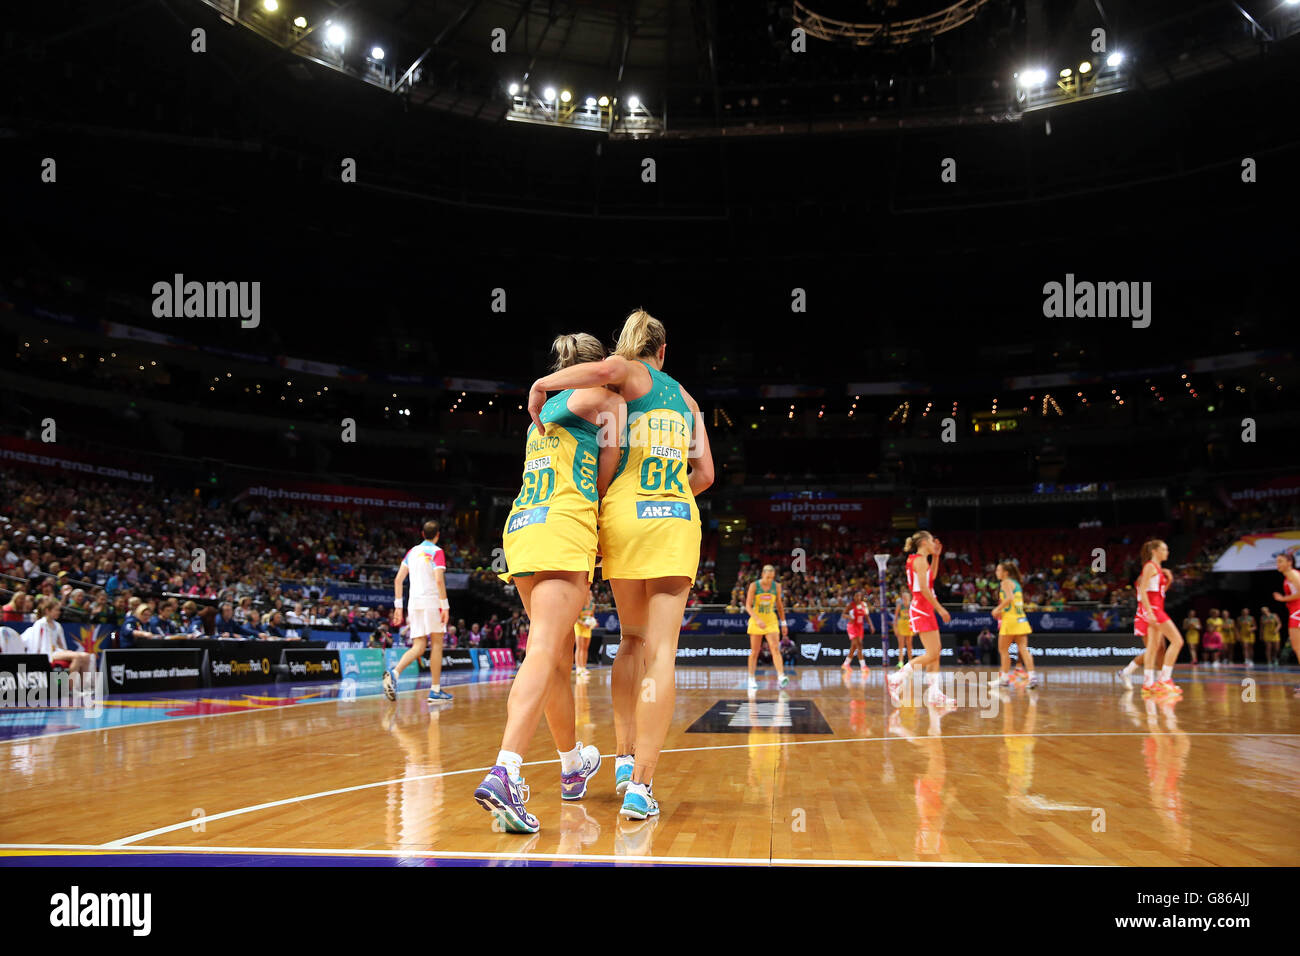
top-left (748, 581), bottom-right (780, 635)
top-left (501, 389), bottom-right (601, 581)
top-left (894, 596), bottom-right (914, 638)
top-left (574, 596), bottom-right (594, 640)
top-left (1183, 617), bottom-right (1200, 647)
top-left (999, 580), bottom-right (1032, 637)
top-left (597, 362), bottom-right (701, 580)
top-left (1262, 613), bottom-right (1281, 645)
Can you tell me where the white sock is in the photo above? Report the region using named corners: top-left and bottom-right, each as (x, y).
top-left (925, 671), bottom-right (940, 688)
top-left (1122, 661), bottom-right (1139, 676)
top-left (496, 749), bottom-right (523, 782)
top-left (615, 754), bottom-right (634, 768)
top-left (627, 780), bottom-right (651, 796)
top-left (1143, 670), bottom-right (1155, 686)
top-left (558, 743), bottom-right (583, 774)
top-left (1159, 665), bottom-right (1173, 682)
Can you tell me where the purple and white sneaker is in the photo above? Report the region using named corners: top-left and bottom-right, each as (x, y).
top-left (474, 765), bottom-right (539, 833)
top-left (560, 743), bottom-right (602, 800)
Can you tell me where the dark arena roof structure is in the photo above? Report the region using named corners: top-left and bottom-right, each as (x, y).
top-left (2, 0), bottom-right (1299, 492)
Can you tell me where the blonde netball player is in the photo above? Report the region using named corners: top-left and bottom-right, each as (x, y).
top-left (745, 565), bottom-right (790, 691)
top-left (573, 589), bottom-right (596, 677)
top-left (888, 531), bottom-right (955, 707)
top-left (992, 561), bottom-right (1038, 689)
top-left (387, 521), bottom-right (451, 703)
top-left (524, 309), bottom-right (714, 821)
top-left (1271, 552), bottom-right (1300, 692)
top-left (473, 333), bottom-right (624, 834)
top-left (1138, 540), bottom-right (1183, 698)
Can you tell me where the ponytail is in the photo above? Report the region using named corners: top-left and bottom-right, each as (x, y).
top-left (904, 531), bottom-right (933, 554)
top-left (998, 561), bottom-right (1022, 582)
top-left (613, 308), bottom-right (666, 361)
top-left (551, 332), bottom-right (606, 371)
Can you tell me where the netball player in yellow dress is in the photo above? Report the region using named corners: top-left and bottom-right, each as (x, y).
top-left (473, 333), bottom-right (625, 834)
top-left (992, 561), bottom-right (1038, 689)
top-left (525, 309), bottom-right (714, 820)
top-left (745, 564), bottom-right (789, 692)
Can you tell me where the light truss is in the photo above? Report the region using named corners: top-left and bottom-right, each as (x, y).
top-left (792, 0), bottom-right (996, 47)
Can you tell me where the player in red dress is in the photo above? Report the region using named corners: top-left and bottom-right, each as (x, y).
top-left (887, 531), bottom-right (954, 707)
top-left (1117, 568), bottom-right (1167, 689)
top-left (1270, 552), bottom-right (1300, 695)
top-left (1138, 540), bottom-right (1183, 699)
top-left (841, 591), bottom-right (872, 672)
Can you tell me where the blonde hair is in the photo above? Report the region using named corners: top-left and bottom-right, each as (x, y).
top-left (904, 531), bottom-right (934, 554)
top-left (551, 332), bottom-right (606, 371)
top-left (614, 309), bottom-right (666, 360)
top-left (1140, 539), bottom-right (1165, 564)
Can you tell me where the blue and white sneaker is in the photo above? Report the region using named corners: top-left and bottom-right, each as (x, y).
top-left (620, 782), bottom-right (659, 820)
top-left (382, 667), bottom-right (398, 701)
top-left (614, 756), bottom-right (634, 795)
top-left (474, 766), bottom-right (539, 833)
top-left (560, 743), bottom-right (602, 800)
top-left (427, 688), bottom-right (453, 702)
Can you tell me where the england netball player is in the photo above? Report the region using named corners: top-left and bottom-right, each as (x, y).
top-left (888, 531), bottom-right (955, 707)
top-left (387, 520), bottom-right (451, 702)
top-left (1270, 552), bottom-right (1300, 693)
top-left (473, 333), bottom-right (625, 834)
top-left (1138, 540), bottom-right (1183, 699)
top-left (525, 309), bottom-right (714, 820)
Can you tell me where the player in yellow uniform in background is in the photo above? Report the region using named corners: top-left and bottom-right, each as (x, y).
top-left (1260, 606), bottom-right (1281, 667)
top-left (1219, 612), bottom-right (1237, 665)
top-left (993, 561), bottom-right (1038, 689)
top-left (745, 564), bottom-right (790, 692)
top-left (1237, 608), bottom-right (1256, 669)
top-left (894, 590), bottom-right (915, 669)
top-left (1182, 611), bottom-right (1200, 665)
top-left (574, 590), bottom-right (596, 678)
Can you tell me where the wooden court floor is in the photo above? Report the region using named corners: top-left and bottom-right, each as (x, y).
top-left (3, 666), bottom-right (1298, 865)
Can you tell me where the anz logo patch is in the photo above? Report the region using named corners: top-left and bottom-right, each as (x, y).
top-left (636, 501), bottom-right (690, 520)
top-left (507, 506), bottom-right (550, 533)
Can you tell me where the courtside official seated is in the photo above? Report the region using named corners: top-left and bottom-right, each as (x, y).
top-left (213, 602), bottom-right (253, 639)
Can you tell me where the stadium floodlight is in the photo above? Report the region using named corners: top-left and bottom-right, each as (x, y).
top-left (293, 15), bottom-right (307, 28)
top-left (1106, 51), bottom-right (1124, 67)
top-left (1078, 60), bottom-right (1092, 74)
top-left (1059, 67), bottom-right (1072, 78)
top-left (627, 95), bottom-right (640, 109)
top-left (262, 0), bottom-right (278, 11)
top-left (585, 97), bottom-right (596, 107)
top-left (598, 95), bottom-right (609, 107)
top-left (1017, 68), bottom-right (1048, 87)
top-left (543, 87), bottom-right (556, 102)
top-left (370, 46), bottom-right (385, 61)
top-left (559, 89), bottom-right (572, 103)
top-left (324, 23), bottom-right (347, 47)
top-left (508, 82), bottom-right (520, 95)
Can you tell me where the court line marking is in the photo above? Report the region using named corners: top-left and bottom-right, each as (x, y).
top-left (101, 730), bottom-right (1300, 848)
top-left (0, 844), bottom-right (1100, 867)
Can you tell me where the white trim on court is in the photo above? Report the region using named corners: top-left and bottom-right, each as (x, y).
top-left (0, 843), bottom-right (1102, 867)
top-left (101, 730), bottom-right (1300, 848)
